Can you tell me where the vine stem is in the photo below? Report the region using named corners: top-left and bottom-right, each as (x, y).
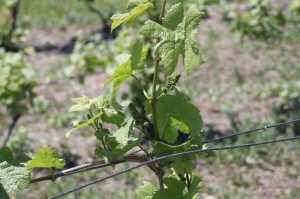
top-left (1, 114), bottom-right (21, 148)
top-left (152, 0), bottom-right (168, 190)
top-left (151, 0), bottom-right (168, 141)
top-left (30, 154), bottom-right (148, 184)
top-left (158, 171), bottom-right (164, 189)
top-left (151, 60), bottom-right (160, 140)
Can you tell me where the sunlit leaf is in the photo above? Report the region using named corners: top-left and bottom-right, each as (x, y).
top-left (136, 181), bottom-right (157, 199)
top-left (111, 2), bottom-right (154, 32)
top-left (69, 95), bottom-right (92, 112)
top-left (66, 111), bottom-right (103, 137)
top-left (105, 40), bottom-right (147, 98)
top-left (27, 147), bottom-right (65, 169)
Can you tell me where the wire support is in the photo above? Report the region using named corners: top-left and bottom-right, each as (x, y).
top-left (204, 118), bottom-right (300, 144)
top-left (48, 135), bottom-right (300, 199)
top-left (30, 119), bottom-right (300, 185)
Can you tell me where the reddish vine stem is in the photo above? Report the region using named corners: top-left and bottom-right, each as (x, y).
top-left (30, 154), bottom-right (149, 184)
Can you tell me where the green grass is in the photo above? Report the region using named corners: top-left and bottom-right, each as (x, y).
top-left (18, 0), bottom-right (127, 29)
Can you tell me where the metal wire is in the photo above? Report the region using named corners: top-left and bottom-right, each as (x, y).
top-left (29, 118), bottom-right (300, 185)
top-left (204, 118), bottom-right (300, 144)
top-left (48, 135), bottom-right (300, 199)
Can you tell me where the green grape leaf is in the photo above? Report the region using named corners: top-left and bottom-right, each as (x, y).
top-left (183, 3), bottom-right (204, 71)
top-left (136, 181), bottom-right (157, 199)
top-left (69, 95), bottom-right (92, 112)
top-left (170, 117), bottom-right (190, 134)
top-left (18, 152), bottom-right (34, 164)
top-left (95, 128), bottom-right (110, 140)
top-left (146, 92), bottom-right (202, 143)
top-left (111, 2), bottom-right (154, 33)
top-left (171, 156), bottom-right (194, 175)
top-left (101, 108), bottom-right (125, 126)
top-left (105, 40), bottom-right (147, 99)
top-left (0, 185), bottom-right (10, 199)
top-left (127, 0), bottom-right (153, 10)
top-left (154, 177), bottom-right (185, 199)
top-left (27, 147), bottom-right (65, 169)
top-left (162, 2), bottom-right (184, 30)
top-left (95, 120), bottom-right (138, 161)
top-left (141, 20), bottom-right (173, 39)
top-left (134, 48), bottom-right (148, 73)
top-left (0, 161), bottom-right (30, 198)
top-left (105, 60), bottom-right (132, 99)
top-left (141, 3), bottom-right (204, 76)
top-left (152, 136), bottom-right (203, 175)
top-left (91, 95), bottom-right (110, 110)
top-left (0, 147), bottom-right (32, 166)
top-left (110, 97), bottom-right (123, 111)
top-left (111, 119), bottom-right (137, 149)
top-left (155, 40), bottom-right (181, 75)
top-left (183, 176), bottom-right (201, 199)
top-left (0, 147), bottom-right (14, 162)
top-left (95, 147), bottom-right (112, 163)
top-left (131, 39), bottom-right (144, 70)
top-left (66, 111), bottom-right (103, 137)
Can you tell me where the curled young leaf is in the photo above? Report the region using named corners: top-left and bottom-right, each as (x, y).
top-left (69, 95), bottom-right (92, 112)
top-left (66, 111), bottom-right (103, 137)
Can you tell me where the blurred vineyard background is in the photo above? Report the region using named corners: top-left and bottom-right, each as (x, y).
top-left (0, 0), bottom-right (300, 198)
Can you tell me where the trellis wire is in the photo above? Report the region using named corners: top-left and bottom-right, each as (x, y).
top-left (29, 118), bottom-right (300, 185)
top-left (204, 118), bottom-right (300, 144)
top-left (30, 159), bottom-right (126, 184)
top-left (48, 134), bottom-right (300, 199)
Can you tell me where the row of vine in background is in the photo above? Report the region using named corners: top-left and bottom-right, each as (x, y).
top-left (2, 0), bottom-right (300, 51)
